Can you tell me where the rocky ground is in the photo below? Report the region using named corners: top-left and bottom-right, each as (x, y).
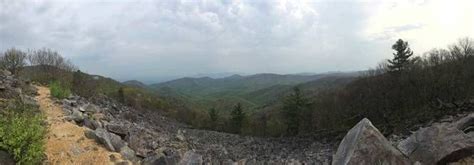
top-left (61, 90), bottom-right (336, 164)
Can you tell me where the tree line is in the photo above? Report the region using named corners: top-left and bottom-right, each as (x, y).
top-left (198, 37), bottom-right (474, 138)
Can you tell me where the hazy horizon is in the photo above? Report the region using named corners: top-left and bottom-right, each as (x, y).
top-left (125, 70), bottom-right (359, 84)
top-left (1, 0), bottom-right (473, 82)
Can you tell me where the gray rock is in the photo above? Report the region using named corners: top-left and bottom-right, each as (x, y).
top-left (63, 99), bottom-right (78, 107)
top-left (83, 118), bottom-right (102, 130)
top-left (84, 104), bottom-right (101, 113)
top-left (454, 113), bottom-right (474, 132)
top-left (332, 118), bottom-right (411, 165)
top-left (20, 94), bottom-right (39, 108)
top-left (106, 124), bottom-right (128, 137)
top-left (71, 108), bottom-right (85, 123)
top-left (110, 132), bottom-right (126, 152)
top-left (179, 151), bottom-right (203, 165)
top-left (398, 117), bottom-right (474, 164)
top-left (86, 128), bottom-right (116, 151)
top-left (142, 153), bottom-right (164, 165)
top-left (0, 150), bottom-right (15, 165)
top-left (127, 130), bottom-right (154, 157)
top-left (120, 146), bottom-right (138, 162)
top-left (176, 129), bottom-right (185, 141)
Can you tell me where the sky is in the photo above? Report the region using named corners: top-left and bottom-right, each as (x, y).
top-left (1, 0), bottom-right (473, 83)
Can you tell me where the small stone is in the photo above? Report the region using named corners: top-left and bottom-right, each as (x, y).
top-left (110, 154), bottom-right (118, 162)
top-left (176, 130), bottom-right (185, 141)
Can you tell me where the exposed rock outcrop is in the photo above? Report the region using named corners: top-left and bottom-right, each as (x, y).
top-left (397, 114), bottom-right (474, 164)
top-left (332, 118), bottom-right (411, 165)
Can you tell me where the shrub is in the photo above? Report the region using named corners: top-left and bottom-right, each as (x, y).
top-left (0, 103), bottom-right (46, 164)
top-left (49, 81), bottom-right (71, 99)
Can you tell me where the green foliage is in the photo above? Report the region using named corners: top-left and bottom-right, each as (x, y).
top-left (230, 103), bottom-right (246, 133)
top-left (49, 81), bottom-right (71, 99)
top-left (282, 87), bottom-right (309, 136)
top-left (388, 39), bottom-right (414, 72)
top-left (208, 107), bottom-right (219, 128)
top-left (0, 104), bottom-right (46, 164)
top-left (118, 87), bottom-right (125, 103)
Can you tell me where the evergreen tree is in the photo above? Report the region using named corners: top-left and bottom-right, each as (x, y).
top-left (72, 70), bottom-right (84, 94)
top-left (388, 39), bottom-right (414, 72)
top-left (230, 103), bottom-right (245, 134)
top-left (208, 107), bottom-right (219, 129)
top-left (118, 87), bottom-right (125, 103)
top-left (283, 87), bottom-right (308, 136)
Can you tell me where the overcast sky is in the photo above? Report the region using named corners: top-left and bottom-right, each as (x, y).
top-left (1, 0), bottom-right (473, 83)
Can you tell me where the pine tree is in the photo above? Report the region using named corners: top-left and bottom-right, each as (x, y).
top-left (230, 103), bottom-right (245, 134)
top-left (208, 107), bottom-right (219, 129)
top-left (388, 39), bottom-right (414, 72)
top-left (118, 87), bottom-right (125, 103)
top-left (72, 70), bottom-right (84, 95)
top-left (283, 87), bottom-right (308, 136)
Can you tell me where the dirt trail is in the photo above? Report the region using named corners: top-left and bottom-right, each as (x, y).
top-left (36, 86), bottom-right (126, 165)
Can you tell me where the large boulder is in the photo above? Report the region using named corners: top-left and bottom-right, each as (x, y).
top-left (332, 118), bottom-right (411, 165)
top-left (398, 114), bottom-right (474, 164)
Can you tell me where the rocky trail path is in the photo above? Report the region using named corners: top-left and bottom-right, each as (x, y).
top-left (36, 86), bottom-right (127, 165)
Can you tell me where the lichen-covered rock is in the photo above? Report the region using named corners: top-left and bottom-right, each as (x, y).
top-left (332, 118), bottom-right (410, 165)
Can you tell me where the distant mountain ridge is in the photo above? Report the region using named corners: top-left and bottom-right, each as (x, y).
top-left (123, 80), bottom-right (149, 89)
top-left (149, 72), bottom-right (361, 111)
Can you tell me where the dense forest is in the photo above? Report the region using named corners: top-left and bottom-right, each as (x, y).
top-left (1, 37), bottom-right (473, 139)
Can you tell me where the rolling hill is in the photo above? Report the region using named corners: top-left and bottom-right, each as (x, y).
top-left (149, 72), bottom-right (361, 112)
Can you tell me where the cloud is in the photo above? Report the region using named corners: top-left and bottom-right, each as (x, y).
top-left (0, 0), bottom-right (473, 83)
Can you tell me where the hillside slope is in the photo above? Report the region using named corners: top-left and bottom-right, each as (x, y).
top-left (150, 72), bottom-right (359, 111)
top-left (36, 86), bottom-right (128, 164)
